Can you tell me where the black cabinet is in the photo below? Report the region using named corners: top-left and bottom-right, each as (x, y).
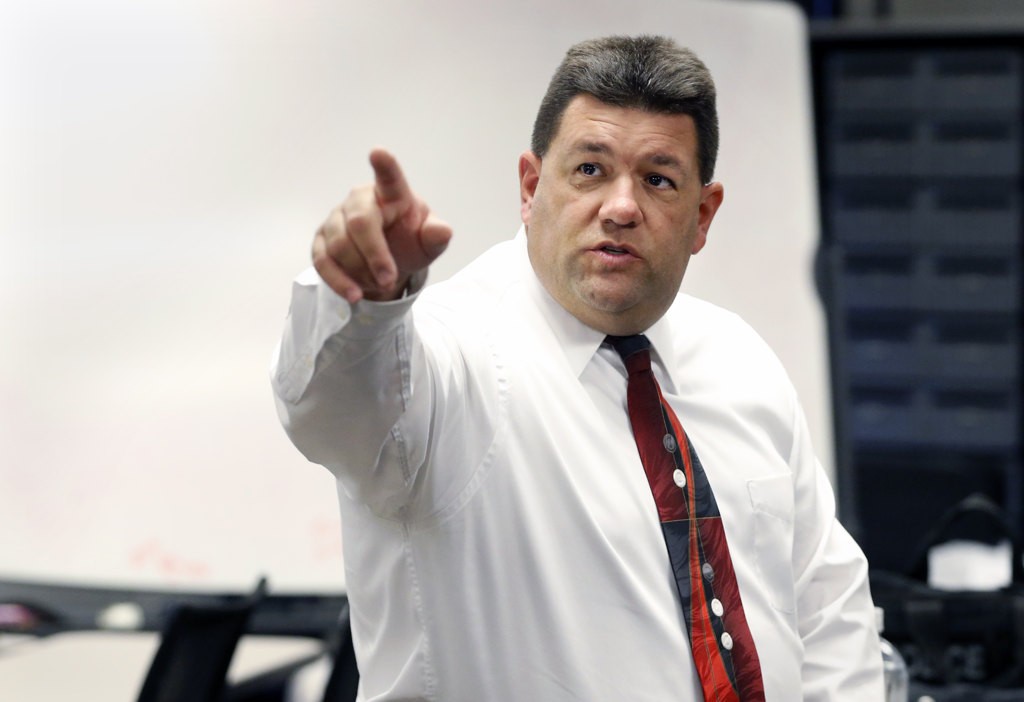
top-left (812, 26), bottom-right (1023, 571)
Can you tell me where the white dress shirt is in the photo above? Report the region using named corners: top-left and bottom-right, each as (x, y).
top-left (271, 230), bottom-right (884, 701)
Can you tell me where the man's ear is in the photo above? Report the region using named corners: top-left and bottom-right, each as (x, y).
top-left (519, 151), bottom-right (541, 225)
top-left (691, 181), bottom-right (724, 255)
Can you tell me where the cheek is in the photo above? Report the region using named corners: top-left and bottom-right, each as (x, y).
top-left (532, 230), bottom-right (563, 271)
top-left (525, 187), bottom-right (550, 229)
top-left (528, 196), bottom-right (563, 248)
top-left (655, 226), bottom-right (696, 276)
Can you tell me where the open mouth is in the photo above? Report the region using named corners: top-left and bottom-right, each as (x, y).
top-left (600, 245), bottom-right (630, 255)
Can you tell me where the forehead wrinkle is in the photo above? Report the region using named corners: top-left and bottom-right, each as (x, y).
top-left (568, 141), bottom-right (682, 168)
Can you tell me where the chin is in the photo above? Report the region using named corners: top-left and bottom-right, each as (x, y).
top-left (576, 301), bottom-right (650, 335)
top-left (576, 284), bottom-right (643, 316)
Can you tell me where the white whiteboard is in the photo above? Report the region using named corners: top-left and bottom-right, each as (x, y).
top-left (0, 0), bottom-right (828, 594)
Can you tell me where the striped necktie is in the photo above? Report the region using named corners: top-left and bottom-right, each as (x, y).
top-left (606, 334), bottom-right (765, 702)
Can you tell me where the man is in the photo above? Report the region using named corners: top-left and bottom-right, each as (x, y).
top-left (272, 35), bottom-right (883, 700)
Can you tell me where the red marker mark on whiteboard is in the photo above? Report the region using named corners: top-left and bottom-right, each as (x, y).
top-left (310, 517), bottom-right (343, 563)
top-left (129, 539), bottom-right (211, 580)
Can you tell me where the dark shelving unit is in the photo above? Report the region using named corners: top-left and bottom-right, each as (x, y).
top-left (811, 22), bottom-right (1024, 572)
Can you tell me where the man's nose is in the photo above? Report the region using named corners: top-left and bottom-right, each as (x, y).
top-left (598, 177), bottom-right (643, 228)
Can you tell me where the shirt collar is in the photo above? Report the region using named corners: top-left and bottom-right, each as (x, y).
top-left (514, 228), bottom-right (681, 392)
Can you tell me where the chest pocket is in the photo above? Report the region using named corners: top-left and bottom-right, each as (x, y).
top-left (747, 474), bottom-right (797, 614)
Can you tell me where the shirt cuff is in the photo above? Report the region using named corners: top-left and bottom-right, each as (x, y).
top-left (338, 268), bottom-right (428, 341)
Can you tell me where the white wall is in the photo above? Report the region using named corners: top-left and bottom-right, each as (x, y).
top-left (0, 0), bottom-right (828, 596)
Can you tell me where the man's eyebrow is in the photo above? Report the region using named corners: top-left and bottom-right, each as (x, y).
top-left (569, 142), bottom-right (685, 170)
top-left (648, 153), bottom-right (684, 170)
top-left (569, 141), bottom-right (612, 155)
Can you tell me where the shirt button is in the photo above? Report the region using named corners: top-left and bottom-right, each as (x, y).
top-left (673, 469), bottom-right (686, 488)
top-left (662, 433), bottom-right (677, 453)
top-left (721, 632), bottom-right (733, 651)
top-left (702, 563), bottom-right (714, 582)
top-left (711, 598), bottom-right (724, 617)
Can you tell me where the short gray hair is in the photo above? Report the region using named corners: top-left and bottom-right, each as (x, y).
top-left (531, 35), bottom-right (719, 185)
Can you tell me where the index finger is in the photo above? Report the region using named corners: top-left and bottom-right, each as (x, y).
top-left (369, 148), bottom-right (412, 205)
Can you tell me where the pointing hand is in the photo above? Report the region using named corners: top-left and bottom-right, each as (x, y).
top-left (312, 149), bottom-right (452, 302)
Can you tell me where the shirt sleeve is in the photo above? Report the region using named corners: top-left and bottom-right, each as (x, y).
top-left (269, 268), bottom-right (498, 521)
top-left (787, 396), bottom-right (885, 700)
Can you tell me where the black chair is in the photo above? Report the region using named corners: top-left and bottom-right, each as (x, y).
top-left (136, 578), bottom-right (267, 702)
top-left (222, 599), bottom-right (359, 702)
top-left (320, 602), bottom-right (359, 702)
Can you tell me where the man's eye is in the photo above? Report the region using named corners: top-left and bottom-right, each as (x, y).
top-left (646, 174), bottom-right (675, 189)
top-left (578, 163), bottom-right (600, 176)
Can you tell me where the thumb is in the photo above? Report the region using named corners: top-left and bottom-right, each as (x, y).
top-left (418, 213), bottom-right (452, 262)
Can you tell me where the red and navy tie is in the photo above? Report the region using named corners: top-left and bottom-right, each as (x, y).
top-left (607, 334), bottom-right (765, 702)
